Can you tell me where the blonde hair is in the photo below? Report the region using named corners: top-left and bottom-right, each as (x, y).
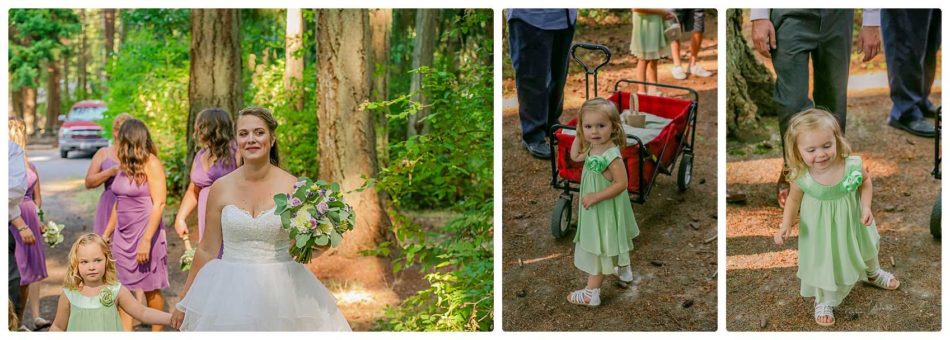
top-left (783, 108), bottom-right (852, 181)
top-left (117, 119), bottom-right (158, 184)
top-left (9, 117), bottom-right (29, 163)
top-left (64, 234), bottom-right (118, 290)
top-left (112, 113), bottom-right (133, 139)
top-left (576, 98), bottom-right (626, 152)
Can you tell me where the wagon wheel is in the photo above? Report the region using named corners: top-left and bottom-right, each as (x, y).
top-left (677, 152), bottom-right (693, 192)
top-left (551, 195), bottom-right (573, 239)
top-left (931, 193), bottom-right (941, 240)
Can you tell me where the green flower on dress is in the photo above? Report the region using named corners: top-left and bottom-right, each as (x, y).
top-left (98, 287), bottom-right (115, 307)
top-left (585, 155), bottom-right (610, 173)
top-left (841, 170), bottom-right (863, 192)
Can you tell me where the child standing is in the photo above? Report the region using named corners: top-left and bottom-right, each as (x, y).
top-left (567, 98), bottom-right (640, 306)
top-left (630, 9), bottom-right (674, 95)
top-left (774, 109), bottom-right (900, 327)
top-left (50, 234), bottom-right (171, 331)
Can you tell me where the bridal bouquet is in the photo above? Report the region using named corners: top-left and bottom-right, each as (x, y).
top-left (274, 178), bottom-right (356, 263)
top-left (43, 221), bottom-right (65, 248)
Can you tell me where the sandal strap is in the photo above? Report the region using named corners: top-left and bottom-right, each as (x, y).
top-left (568, 288), bottom-right (598, 305)
top-left (814, 304), bottom-right (834, 317)
top-left (869, 268), bottom-right (896, 288)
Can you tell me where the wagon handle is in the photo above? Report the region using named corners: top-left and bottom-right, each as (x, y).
top-left (614, 79), bottom-right (699, 103)
top-left (571, 43), bottom-right (612, 99)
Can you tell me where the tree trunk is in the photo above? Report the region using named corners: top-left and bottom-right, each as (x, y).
top-left (78, 9), bottom-right (88, 100)
top-left (407, 9), bottom-right (437, 138)
top-left (62, 51), bottom-right (70, 105)
top-left (11, 73), bottom-right (24, 119)
top-left (118, 9), bottom-right (128, 48)
top-left (369, 9), bottom-right (392, 168)
top-left (103, 9), bottom-right (116, 58)
top-left (726, 9), bottom-right (776, 140)
top-left (284, 8), bottom-right (305, 110)
top-left (314, 8), bottom-right (389, 287)
top-left (441, 9), bottom-right (460, 75)
top-left (22, 87), bottom-right (37, 136)
top-left (188, 9), bottom-right (243, 188)
top-left (46, 61), bottom-right (62, 135)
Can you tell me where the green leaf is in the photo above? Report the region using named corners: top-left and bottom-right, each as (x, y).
top-left (330, 182), bottom-right (341, 193)
top-left (329, 232), bottom-right (343, 247)
top-left (315, 235), bottom-right (329, 246)
top-left (295, 234), bottom-right (309, 248)
top-left (273, 194), bottom-right (288, 214)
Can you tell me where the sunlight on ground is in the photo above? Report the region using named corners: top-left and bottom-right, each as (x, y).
top-left (333, 288), bottom-right (376, 306)
top-left (43, 178), bottom-right (85, 193)
top-left (727, 248), bottom-right (797, 271)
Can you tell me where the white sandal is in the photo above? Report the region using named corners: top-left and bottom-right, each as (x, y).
top-left (814, 303), bottom-right (835, 326)
top-left (614, 266), bottom-right (634, 286)
top-left (567, 288), bottom-right (601, 307)
top-left (865, 268), bottom-right (900, 290)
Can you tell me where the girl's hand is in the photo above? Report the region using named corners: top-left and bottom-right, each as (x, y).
top-left (174, 218), bottom-right (190, 240)
top-left (170, 307), bottom-right (185, 330)
top-left (774, 225), bottom-right (790, 245)
top-left (136, 239), bottom-right (152, 264)
top-left (861, 207), bottom-right (874, 226)
top-left (107, 165), bottom-right (120, 177)
top-left (19, 227), bottom-right (37, 245)
top-left (581, 193), bottom-right (598, 209)
top-left (665, 10), bottom-right (675, 20)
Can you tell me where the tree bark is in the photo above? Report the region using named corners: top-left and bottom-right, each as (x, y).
top-left (62, 51), bottom-right (70, 105)
top-left (78, 9), bottom-right (88, 100)
top-left (407, 9), bottom-right (437, 138)
top-left (22, 87), bottom-right (37, 136)
top-left (285, 8), bottom-right (305, 110)
top-left (314, 9), bottom-right (389, 287)
top-left (46, 61), bottom-right (62, 135)
top-left (369, 9), bottom-right (392, 168)
top-left (726, 9), bottom-right (776, 140)
top-left (103, 9), bottom-right (116, 58)
top-left (188, 9), bottom-right (243, 188)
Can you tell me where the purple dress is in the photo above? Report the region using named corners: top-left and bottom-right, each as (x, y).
top-left (191, 145), bottom-right (238, 241)
top-left (94, 156), bottom-right (119, 235)
top-left (8, 163), bottom-right (48, 285)
top-left (111, 171), bottom-right (169, 291)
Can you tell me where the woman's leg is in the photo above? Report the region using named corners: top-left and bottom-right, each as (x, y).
top-left (145, 290), bottom-right (165, 331)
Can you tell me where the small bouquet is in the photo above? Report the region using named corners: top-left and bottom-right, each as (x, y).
top-left (179, 239), bottom-right (195, 272)
top-left (43, 221), bottom-right (65, 248)
top-left (274, 178), bottom-right (356, 264)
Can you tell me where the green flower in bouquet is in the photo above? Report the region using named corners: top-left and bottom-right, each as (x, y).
top-left (274, 178), bottom-right (356, 263)
top-left (43, 221), bottom-right (65, 248)
top-left (180, 248), bottom-right (196, 272)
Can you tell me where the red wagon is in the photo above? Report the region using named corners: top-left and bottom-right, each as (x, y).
top-left (548, 43), bottom-right (699, 238)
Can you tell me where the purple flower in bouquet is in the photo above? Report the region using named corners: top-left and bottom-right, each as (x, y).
top-left (294, 180), bottom-right (306, 190)
top-left (289, 197), bottom-right (302, 207)
top-left (316, 201), bottom-right (329, 215)
top-left (309, 217), bottom-right (318, 229)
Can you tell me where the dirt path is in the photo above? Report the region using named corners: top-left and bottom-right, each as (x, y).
top-left (502, 17), bottom-right (719, 331)
top-left (726, 91), bottom-right (942, 331)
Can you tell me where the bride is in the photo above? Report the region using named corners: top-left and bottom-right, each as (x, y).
top-left (170, 107), bottom-right (351, 331)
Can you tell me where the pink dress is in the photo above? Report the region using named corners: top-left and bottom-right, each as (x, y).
top-left (111, 171), bottom-right (169, 291)
top-left (190, 145), bottom-right (238, 241)
top-left (8, 162), bottom-right (48, 285)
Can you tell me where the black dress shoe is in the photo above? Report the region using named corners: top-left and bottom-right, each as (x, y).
top-left (522, 140), bottom-right (552, 159)
top-left (889, 118), bottom-right (936, 138)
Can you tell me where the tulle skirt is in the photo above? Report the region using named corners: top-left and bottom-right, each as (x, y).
top-left (178, 259), bottom-right (351, 331)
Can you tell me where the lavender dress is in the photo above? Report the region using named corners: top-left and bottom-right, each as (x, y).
top-left (9, 163), bottom-right (48, 285)
top-left (191, 145), bottom-right (238, 241)
top-left (94, 156), bottom-right (119, 235)
top-left (111, 171), bottom-right (169, 291)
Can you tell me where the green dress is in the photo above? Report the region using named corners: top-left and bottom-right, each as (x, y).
top-left (795, 156), bottom-right (880, 306)
top-left (629, 12), bottom-right (671, 60)
top-left (574, 146), bottom-right (640, 275)
top-left (64, 282), bottom-right (123, 331)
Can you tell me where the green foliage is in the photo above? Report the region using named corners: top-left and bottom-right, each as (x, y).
top-left (370, 64), bottom-right (493, 210)
top-left (244, 55), bottom-right (318, 179)
top-left (9, 9), bottom-right (80, 90)
top-left (119, 9), bottom-right (190, 39)
top-left (369, 201), bottom-right (493, 331)
top-left (104, 27), bottom-right (190, 195)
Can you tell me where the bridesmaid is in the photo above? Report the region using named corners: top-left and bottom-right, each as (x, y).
top-left (102, 119), bottom-right (169, 331)
top-left (85, 113), bottom-right (133, 235)
top-left (174, 108), bottom-right (240, 243)
top-left (8, 117), bottom-right (50, 330)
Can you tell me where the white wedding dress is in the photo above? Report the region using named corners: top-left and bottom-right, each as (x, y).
top-left (178, 205), bottom-right (351, 331)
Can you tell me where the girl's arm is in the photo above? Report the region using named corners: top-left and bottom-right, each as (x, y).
top-left (174, 181), bottom-right (199, 239)
top-left (570, 135), bottom-right (587, 162)
top-left (103, 202), bottom-right (118, 241)
top-left (84, 148), bottom-right (118, 189)
top-left (49, 291), bottom-right (70, 331)
top-left (171, 180), bottom-right (225, 329)
top-left (581, 159), bottom-right (628, 208)
top-left (116, 286), bottom-right (171, 326)
top-left (136, 156), bottom-right (167, 264)
top-left (857, 166), bottom-right (874, 225)
top-left (775, 180), bottom-right (804, 245)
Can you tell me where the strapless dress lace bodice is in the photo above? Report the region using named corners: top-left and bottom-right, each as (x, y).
top-left (220, 205), bottom-right (292, 263)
